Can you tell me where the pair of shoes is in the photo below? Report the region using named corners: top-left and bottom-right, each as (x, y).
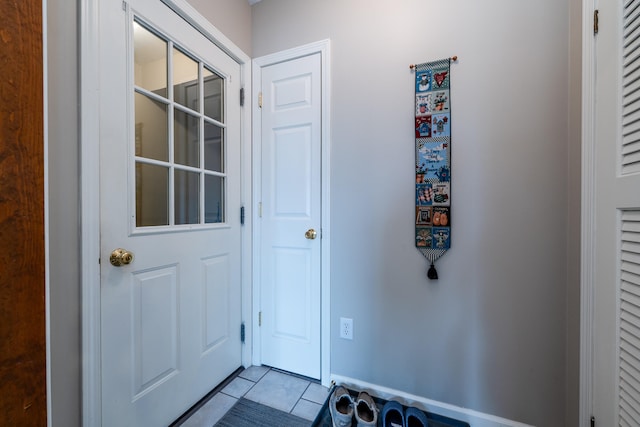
top-left (381, 400), bottom-right (429, 427)
top-left (329, 386), bottom-right (379, 427)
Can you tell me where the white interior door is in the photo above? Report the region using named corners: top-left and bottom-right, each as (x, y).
top-left (258, 53), bottom-right (322, 379)
top-left (592, 1), bottom-right (640, 425)
top-left (99, 0), bottom-right (242, 425)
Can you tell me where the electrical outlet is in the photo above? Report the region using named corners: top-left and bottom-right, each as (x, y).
top-left (340, 317), bottom-right (353, 340)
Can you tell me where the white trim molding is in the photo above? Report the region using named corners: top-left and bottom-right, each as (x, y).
top-left (580, 0), bottom-right (596, 426)
top-left (240, 66), bottom-right (253, 371)
top-left (79, 0), bottom-right (102, 425)
top-left (251, 39), bottom-right (332, 386)
top-left (331, 375), bottom-right (534, 427)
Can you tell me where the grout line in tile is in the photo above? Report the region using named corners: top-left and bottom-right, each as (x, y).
top-left (289, 382), bottom-right (312, 414)
top-left (242, 378), bottom-right (258, 398)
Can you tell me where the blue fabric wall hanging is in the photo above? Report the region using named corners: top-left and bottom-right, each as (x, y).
top-left (412, 57), bottom-right (455, 280)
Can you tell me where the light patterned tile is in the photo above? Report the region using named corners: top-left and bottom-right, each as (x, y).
top-left (292, 398), bottom-right (323, 421)
top-left (238, 365), bottom-right (270, 382)
top-left (179, 392), bottom-right (236, 427)
top-left (302, 382), bottom-right (329, 404)
top-left (221, 376), bottom-right (254, 398)
top-left (244, 370), bottom-right (310, 413)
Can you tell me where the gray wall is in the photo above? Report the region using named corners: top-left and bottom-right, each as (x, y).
top-left (566, 1), bottom-right (582, 426)
top-left (187, 0), bottom-right (252, 55)
top-left (252, 1), bottom-right (580, 426)
top-left (47, 0), bottom-right (80, 425)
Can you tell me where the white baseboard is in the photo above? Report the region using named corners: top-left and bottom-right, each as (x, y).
top-left (330, 375), bottom-right (535, 427)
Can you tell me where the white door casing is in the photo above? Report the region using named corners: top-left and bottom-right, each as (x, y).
top-left (96, 0), bottom-right (245, 425)
top-left (583, 0), bottom-right (640, 425)
top-left (252, 41), bottom-right (331, 384)
top-left (580, 0), bottom-right (596, 424)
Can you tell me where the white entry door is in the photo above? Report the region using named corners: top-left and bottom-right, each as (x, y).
top-left (98, 0), bottom-right (242, 425)
top-left (590, 0), bottom-right (640, 424)
top-left (257, 53), bottom-right (322, 379)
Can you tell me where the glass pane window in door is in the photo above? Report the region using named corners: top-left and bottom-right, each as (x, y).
top-left (133, 22), bottom-right (167, 97)
top-left (173, 48), bottom-right (198, 111)
top-left (204, 121), bottom-right (223, 172)
top-left (174, 110), bottom-right (199, 167)
top-left (203, 67), bottom-right (223, 122)
top-left (175, 170), bottom-right (200, 225)
top-left (136, 163), bottom-right (169, 227)
top-left (205, 174), bottom-right (224, 223)
top-left (134, 93), bottom-right (168, 161)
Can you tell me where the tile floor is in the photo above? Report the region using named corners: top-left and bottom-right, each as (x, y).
top-left (178, 366), bottom-right (329, 426)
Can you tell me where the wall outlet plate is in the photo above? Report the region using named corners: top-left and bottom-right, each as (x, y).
top-left (340, 317), bottom-right (353, 340)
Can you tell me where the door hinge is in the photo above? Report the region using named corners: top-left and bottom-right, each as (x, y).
top-left (594, 9), bottom-right (599, 34)
top-left (240, 206), bottom-right (245, 225)
top-left (122, 1), bottom-right (127, 11)
top-left (240, 87), bottom-right (245, 107)
top-left (258, 92), bottom-right (263, 108)
top-left (591, 416), bottom-right (595, 427)
top-left (259, 311), bottom-right (262, 327)
top-left (240, 323), bottom-right (245, 343)
top-left (258, 202), bottom-right (262, 218)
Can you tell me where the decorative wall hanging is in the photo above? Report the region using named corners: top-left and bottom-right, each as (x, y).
top-left (410, 56), bottom-right (456, 280)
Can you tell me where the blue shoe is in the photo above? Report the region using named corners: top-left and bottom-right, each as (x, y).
top-left (405, 406), bottom-right (429, 427)
top-left (330, 386), bottom-right (354, 427)
top-left (381, 400), bottom-right (404, 427)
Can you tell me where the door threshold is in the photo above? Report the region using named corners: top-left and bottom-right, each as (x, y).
top-left (169, 366), bottom-right (245, 426)
top-left (266, 365), bottom-right (322, 384)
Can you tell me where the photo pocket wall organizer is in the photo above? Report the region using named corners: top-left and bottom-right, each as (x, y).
top-left (411, 56), bottom-right (456, 280)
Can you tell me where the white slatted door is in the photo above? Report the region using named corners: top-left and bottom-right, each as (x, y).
top-left (99, 0), bottom-right (242, 425)
top-left (259, 53), bottom-right (322, 379)
top-left (593, 0), bottom-right (640, 424)
top-left (619, 211), bottom-right (640, 423)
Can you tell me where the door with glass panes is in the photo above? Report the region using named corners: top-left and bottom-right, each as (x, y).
top-left (98, 0), bottom-right (242, 425)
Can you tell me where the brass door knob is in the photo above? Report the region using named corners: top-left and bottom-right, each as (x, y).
top-left (110, 248), bottom-right (134, 267)
top-left (305, 229), bottom-right (317, 240)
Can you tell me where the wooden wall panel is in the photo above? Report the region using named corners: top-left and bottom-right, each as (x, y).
top-left (0, 0), bottom-right (47, 425)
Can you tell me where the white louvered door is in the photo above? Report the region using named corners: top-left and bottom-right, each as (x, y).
top-left (619, 211), bottom-right (640, 424)
top-left (593, 1), bottom-right (640, 425)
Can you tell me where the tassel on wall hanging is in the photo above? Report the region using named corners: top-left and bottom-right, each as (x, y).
top-left (411, 56), bottom-right (456, 280)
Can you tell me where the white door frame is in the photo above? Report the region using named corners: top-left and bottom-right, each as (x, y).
top-left (580, 0), bottom-right (595, 425)
top-left (79, 1), bottom-right (252, 424)
top-left (252, 40), bottom-right (331, 386)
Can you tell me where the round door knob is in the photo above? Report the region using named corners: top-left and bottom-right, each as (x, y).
top-left (305, 229), bottom-right (317, 240)
top-left (110, 248), bottom-right (134, 267)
